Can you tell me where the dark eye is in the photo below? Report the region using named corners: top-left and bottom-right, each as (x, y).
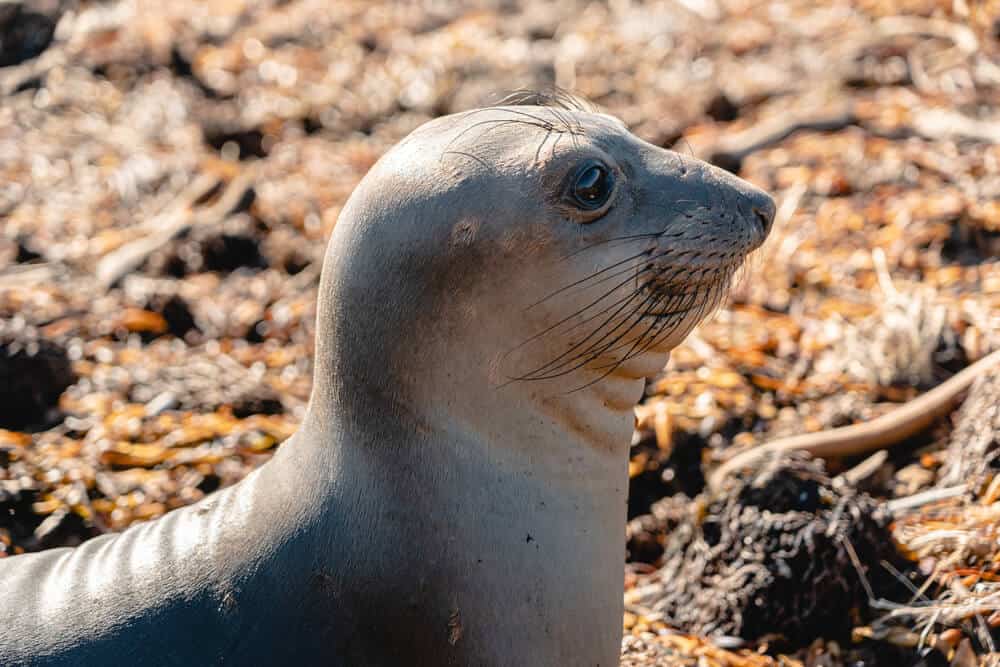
top-left (570, 162), bottom-right (614, 210)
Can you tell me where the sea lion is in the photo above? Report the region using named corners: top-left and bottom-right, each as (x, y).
top-left (0, 99), bottom-right (774, 666)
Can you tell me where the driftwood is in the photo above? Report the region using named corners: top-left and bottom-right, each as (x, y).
top-left (700, 103), bottom-right (999, 174)
top-left (94, 169), bottom-right (256, 290)
top-left (709, 349), bottom-right (1000, 491)
top-left (703, 103), bottom-right (856, 172)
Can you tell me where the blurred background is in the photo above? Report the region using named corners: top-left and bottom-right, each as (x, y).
top-left (2, 1), bottom-right (1000, 664)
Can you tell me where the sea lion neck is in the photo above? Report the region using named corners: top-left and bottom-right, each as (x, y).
top-left (296, 225), bottom-right (649, 478)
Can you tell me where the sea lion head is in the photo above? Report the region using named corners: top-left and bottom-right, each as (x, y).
top-left (313, 98), bottom-right (773, 433)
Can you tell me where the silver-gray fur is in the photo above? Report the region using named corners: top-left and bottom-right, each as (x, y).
top-left (0, 103), bottom-right (773, 666)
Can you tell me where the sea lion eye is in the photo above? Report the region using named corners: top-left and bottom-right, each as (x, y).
top-left (570, 162), bottom-right (614, 210)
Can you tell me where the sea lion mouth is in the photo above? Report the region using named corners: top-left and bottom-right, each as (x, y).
top-left (506, 252), bottom-right (743, 385)
top-left (638, 258), bottom-right (744, 315)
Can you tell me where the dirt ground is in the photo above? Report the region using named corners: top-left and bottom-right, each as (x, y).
top-left (2, 1), bottom-right (1000, 665)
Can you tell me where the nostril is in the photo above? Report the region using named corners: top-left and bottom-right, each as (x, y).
top-left (751, 202), bottom-right (775, 238)
top-left (752, 208), bottom-right (767, 232)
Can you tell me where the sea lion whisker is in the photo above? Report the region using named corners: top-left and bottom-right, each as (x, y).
top-left (558, 232), bottom-right (664, 261)
top-left (531, 242), bottom-right (709, 318)
top-left (561, 299), bottom-right (671, 392)
top-left (549, 130), bottom-right (566, 159)
top-left (526, 247), bottom-right (661, 310)
top-left (512, 287), bottom-right (660, 380)
top-left (483, 106), bottom-right (568, 129)
top-left (534, 126), bottom-right (555, 165)
top-left (587, 302), bottom-right (698, 364)
top-left (531, 292), bottom-right (665, 375)
top-left (547, 106), bottom-right (587, 138)
top-left (441, 150), bottom-right (493, 170)
top-left (542, 275), bottom-right (675, 340)
top-left (606, 284), bottom-right (713, 363)
top-left (520, 274), bottom-right (705, 380)
top-left (503, 269), bottom-right (658, 363)
top-left (445, 118), bottom-right (557, 155)
top-left (624, 293), bottom-right (712, 363)
top-left (513, 284), bottom-right (669, 381)
top-left (465, 118), bottom-right (555, 146)
top-left (584, 312), bottom-right (670, 373)
top-left (539, 251), bottom-right (674, 303)
top-left (494, 87), bottom-right (593, 115)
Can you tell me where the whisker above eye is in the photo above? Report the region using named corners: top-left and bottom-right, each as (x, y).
top-left (441, 151), bottom-right (492, 170)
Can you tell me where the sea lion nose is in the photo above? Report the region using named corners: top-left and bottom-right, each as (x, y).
top-left (724, 176), bottom-right (775, 249)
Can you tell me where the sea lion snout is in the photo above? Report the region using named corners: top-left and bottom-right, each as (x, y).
top-left (662, 151), bottom-right (776, 252)
top-left (706, 162), bottom-right (775, 250)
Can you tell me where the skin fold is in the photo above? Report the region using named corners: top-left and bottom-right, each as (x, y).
top-left (0, 104), bottom-right (774, 667)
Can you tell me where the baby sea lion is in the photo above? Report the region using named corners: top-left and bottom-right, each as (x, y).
top-left (0, 100), bottom-right (774, 666)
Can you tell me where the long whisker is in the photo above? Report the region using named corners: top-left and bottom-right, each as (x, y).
top-left (501, 259), bottom-right (663, 366)
top-left (524, 291), bottom-right (672, 384)
top-left (534, 126), bottom-right (554, 165)
top-left (565, 305), bottom-right (674, 392)
top-left (600, 291), bottom-right (703, 365)
top-left (536, 243), bottom-right (706, 309)
top-left (441, 151), bottom-right (492, 170)
top-left (559, 232), bottom-right (666, 261)
top-left (589, 291), bottom-right (703, 362)
top-left (511, 285), bottom-right (659, 380)
top-left (445, 118), bottom-right (555, 155)
top-left (518, 263), bottom-right (711, 381)
top-left (533, 259), bottom-right (738, 384)
top-left (525, 247), bottom-right (658, 310)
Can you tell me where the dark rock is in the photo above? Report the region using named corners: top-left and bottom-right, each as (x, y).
top-left (203, 127), bottom-right (267, 160)
top-left (0, 488), bottom-right (44, 548)
top-left (0, 4), bottom-right (56, 68)
top-left (229, 385), bottom-right (284, 418)
top-left (705, 92), bottom-right (739, 122)
top-left (15, 237), bottom-right (43, 263)
top-left (147, 216), bottom-right (267, 277)
top-left (0, 325), bottom-right (76, 430)
top-left (202, 233), bottom-right (266, 273)
top-left (145, 293), bottom-right (198, 339)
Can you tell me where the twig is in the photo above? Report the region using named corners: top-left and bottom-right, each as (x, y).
top-left (835, 450), bottom-right (888, 488)
top-left (0, 263), bottom-right (63, 289)
top-left (95, 168), bottom-right (257, 290)
top-left (704, 103), bottom-right (856, 172)
top-left (708, 348), bottom-right (1000, 491)
top-left (886, 485), bottom-right (968, 515)
top-left (909, 109), bottom-right (1000, 145)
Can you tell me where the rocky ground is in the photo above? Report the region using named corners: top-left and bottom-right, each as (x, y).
top-left (2, 0), bottom-right (1000, 664)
